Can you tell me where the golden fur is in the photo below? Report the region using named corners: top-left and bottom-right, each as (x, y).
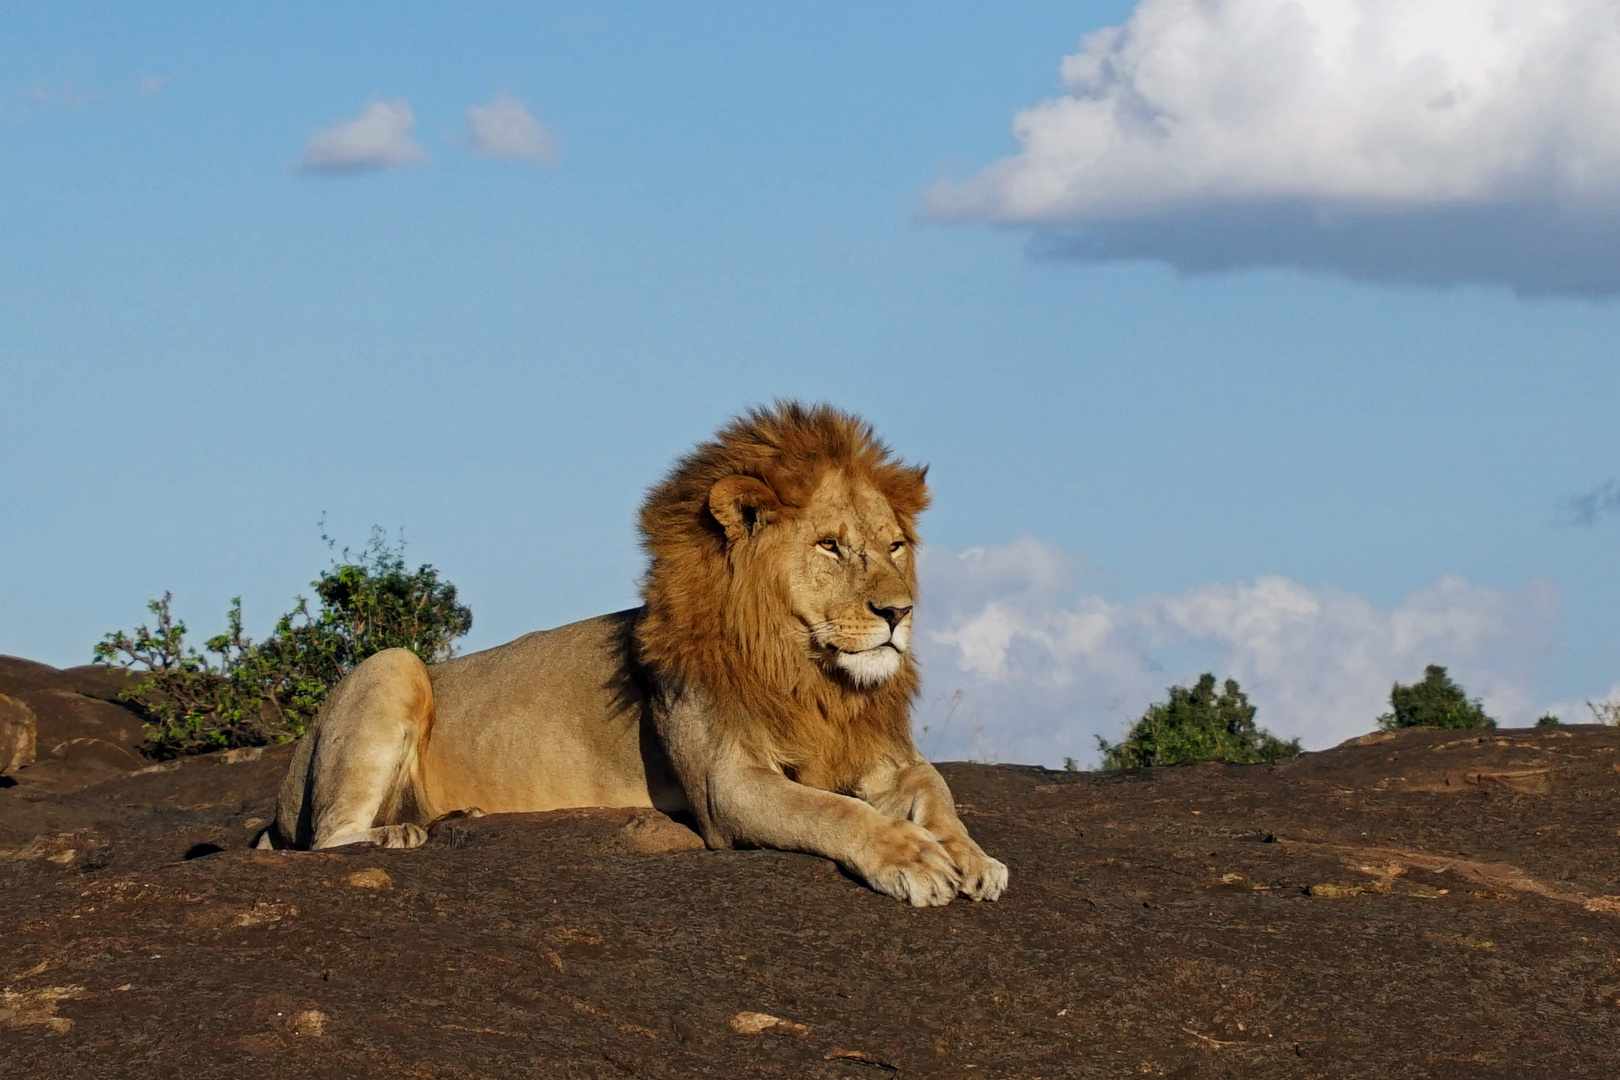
top-left (268, 401), bottom-right (1007, 906)
top-left (637, 402), bottom-right (927, 792)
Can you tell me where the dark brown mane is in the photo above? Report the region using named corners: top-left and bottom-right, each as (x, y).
top-left (636, 401), bottom-right (930, 791)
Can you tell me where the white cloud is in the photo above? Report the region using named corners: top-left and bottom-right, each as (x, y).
top-left (928, 0), bottom-right (1620, 294)
top-left (913, 538), bottom-right (1566, 767)
top-left (466, 93), bottom-right (559, 164)
top-left (300, 100), bottom-right (427, 175)
top-left (932, 0), bottom-right (1620, 219)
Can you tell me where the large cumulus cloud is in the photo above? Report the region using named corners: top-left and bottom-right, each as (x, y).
top-left (912, 538), bottom-right (1564, 767)
top-left (928, 0), bottom-right (1620, 294)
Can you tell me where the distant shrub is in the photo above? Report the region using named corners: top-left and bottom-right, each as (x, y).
top-left (1536, 713), bottom-right (1560, 727)
top-left (1376, 664), bottom-right (1495, 731)
top-left (1588, 700), bottom-right (1620, 726)
top-left (1097, 674), bottom-right (1301, 770)
top-left (93, 531), bottom-right (471, 757)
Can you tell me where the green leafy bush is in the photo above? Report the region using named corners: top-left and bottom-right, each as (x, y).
top-left (1097, 673), bottom-right (1301, 770)
top-left (1376, 664), bottom-right (1495, 731)
top-left (94, 532), bottom-right (471, 757)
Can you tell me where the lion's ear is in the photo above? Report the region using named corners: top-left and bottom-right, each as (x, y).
top-left (708, 474), bottom-right (782, 542)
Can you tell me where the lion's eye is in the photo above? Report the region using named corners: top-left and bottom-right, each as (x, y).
top-left (817, 537), bottom-right (840, 554)
top-left (889, 540), bottom-right (905, 553)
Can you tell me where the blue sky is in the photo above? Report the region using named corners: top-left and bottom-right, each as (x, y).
top-left (4, 2), bottom-right (1618, 763)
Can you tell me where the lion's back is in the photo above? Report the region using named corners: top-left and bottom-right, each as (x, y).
top-left (419, 608), bottom-right (681, 814)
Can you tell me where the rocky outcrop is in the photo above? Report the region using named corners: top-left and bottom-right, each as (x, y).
top-left (0, 694), bottom-right (37, 775)
top-left (0, 656), bottom-right (148, 794)
top-left (2, 722), bottom-right (1619, 1076)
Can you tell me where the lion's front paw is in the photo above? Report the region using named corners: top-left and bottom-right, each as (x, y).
top-left (859, 819), bottom-right (962, 907)
top-left (375, 823), bottom-right (427, 849)
top-left (942, 836), bottom-right (1009, 902)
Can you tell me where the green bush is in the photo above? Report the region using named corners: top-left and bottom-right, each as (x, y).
top-left (93, 531), bottom-right (471, 757)
top-left (1097, 673), bottom-right (1301, 770)
top-left (1376, 664), bottom-right (1495, 731)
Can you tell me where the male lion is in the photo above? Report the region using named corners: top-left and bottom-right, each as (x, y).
top-left (268, 402), bottom-right (1007, 906)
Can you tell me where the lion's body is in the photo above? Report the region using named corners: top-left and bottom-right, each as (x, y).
top-left (271, 403), bottom-right (1007, 905)
top-left (273, 611), bottom-right (684, 849)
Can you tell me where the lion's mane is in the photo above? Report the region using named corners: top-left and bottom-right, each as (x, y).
top-left (636, 401), bottom-right (930, 791)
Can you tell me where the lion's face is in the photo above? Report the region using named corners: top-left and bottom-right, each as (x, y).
top-left (709, 467), bottom-right (917, 690)
top-left (782, 470), bottom-right (917, 687)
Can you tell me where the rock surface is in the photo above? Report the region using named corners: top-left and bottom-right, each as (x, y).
top-left (3, 724), bottom-right (1620, 1077)
top-left (0, 695), bottom-right (37, 776)
top-left (0, 656), bottom-right (149, 794)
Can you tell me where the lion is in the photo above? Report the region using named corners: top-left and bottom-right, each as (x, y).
top-left (266, 401), bottom-right (1007, 906)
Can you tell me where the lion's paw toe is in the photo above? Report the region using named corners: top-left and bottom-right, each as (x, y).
top-left (378, 823), bottom-right (427, 849)
top-left (865, 825), bottom-right (962, 906)
top-left (960, 855), bottom-right (1009, 902)
top-left (879, 866), bottom-right (959, 908)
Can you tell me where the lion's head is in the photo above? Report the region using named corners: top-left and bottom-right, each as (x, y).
top-left (637, 402), bottom-right (929, 787)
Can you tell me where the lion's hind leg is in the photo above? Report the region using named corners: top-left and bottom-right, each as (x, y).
top-left (304, 648), bottom-right (436, 850)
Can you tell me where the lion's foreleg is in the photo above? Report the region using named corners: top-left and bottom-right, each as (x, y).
top-left (703, 754), bottom-right (963, 907)
top-left (859, 759), bottom-right (1008, 902)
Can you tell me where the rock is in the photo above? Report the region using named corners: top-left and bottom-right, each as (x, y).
top-left (4, 717), bottom-right (1620, 1077)
top-left (0, 656), bottom-right (79, 697)
top-left (57, 664), bottom-right (148, 702)
top-left (10, 830), bottom-right (111, 872)
top-left (0, 655), bottom-right (145, 704)
top-left (1306, 882), bottom-right (1363, 899)
top-left (0, 656), bottom-right (147, 760)
top-left (6, 738), bottom-right (145, 796)
top-left (23, 689), bottom-right (145, 751)
top-left (0, 986), bottom-right (85, 1035)
top-left (1342, 730), bottom-right (1398, 747)
top-left (825, 1047), bottom-right (899, 1068)
top-left (345, 867), bottom-right (394, 890)
top-left (53, 737), bottom-right (143, 770)
top-left (730, 1011), bottom-right (807, 1035)
top-left (0, 694), bottom-right (38, 775)
top-left (1466, 768), bottom-right (1554, 794)
top-left (616, 810), bottom-right (705, 854)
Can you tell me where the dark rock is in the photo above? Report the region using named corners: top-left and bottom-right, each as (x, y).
top-left (0, 693), bottom-right (38, 774)
top-left (0, 656), bottom-right (149, 781)
top-left (6, 738), bottom-right (146, 797)
top-left (2, 725), bottom-right (1619, 1077)
top-left (0, 655), bottom-right (146, 703)
top-left (22, 689), bottom-right (145, 752)
top-left (0, 655), bottom-right (80, 697)
top-left (58, 663), bottom-right (149, 702)
top-left (616, 809), bottom-right (706, 854)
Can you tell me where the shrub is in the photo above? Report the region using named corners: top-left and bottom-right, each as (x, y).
top-left (1097, 674), bottom-right (1301, 770)
top-left (1588, 700), bottom-right (1620, 726)
top-left (1376, 664), bottom-right (1495, 731)
top-left (93, 531), bottom-right (471, 757)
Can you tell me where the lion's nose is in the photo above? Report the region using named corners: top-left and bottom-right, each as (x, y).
top-left (870, 603), bottom-right (912, 630)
